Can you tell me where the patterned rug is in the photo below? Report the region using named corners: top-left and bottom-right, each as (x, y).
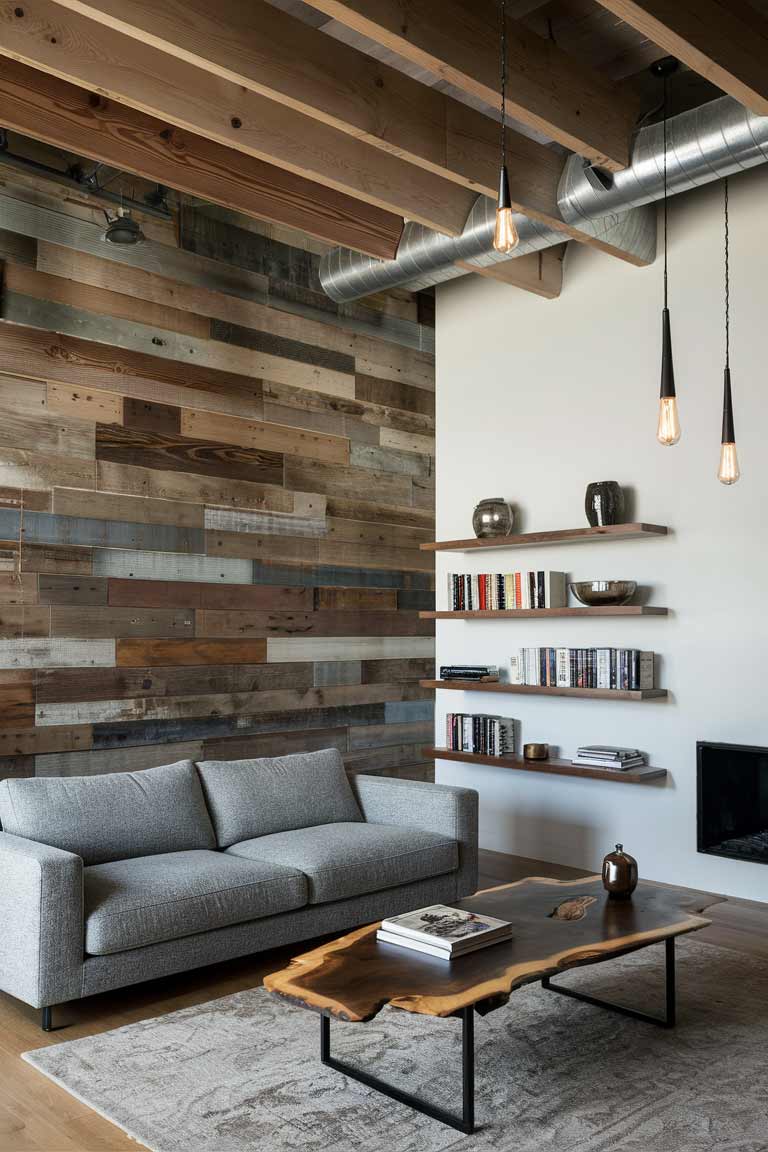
top-left (23, 939), bottom-right (768, 1152)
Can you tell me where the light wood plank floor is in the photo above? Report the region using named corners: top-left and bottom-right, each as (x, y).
top-left (1, 850), bottom-right (765, 1151)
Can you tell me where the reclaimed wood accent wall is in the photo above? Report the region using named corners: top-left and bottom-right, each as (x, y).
top-left (0, 183), bottom-right (435, 783)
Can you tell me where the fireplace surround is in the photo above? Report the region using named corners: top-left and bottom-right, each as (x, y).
top-left (697, 741), bottom-right (768, 866)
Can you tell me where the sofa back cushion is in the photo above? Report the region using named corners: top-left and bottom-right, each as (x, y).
top-left (196, 748), bottom-right (363, 848)
top-left (0, 760), bottom-right (215, 865)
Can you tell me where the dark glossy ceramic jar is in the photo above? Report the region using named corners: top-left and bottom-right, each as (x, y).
top-left (602, 843), bottom-right (638, 900)
top-left (585, 481), bottom-right (624, 527)
top-left (472, 498), bottom-right (515, 538)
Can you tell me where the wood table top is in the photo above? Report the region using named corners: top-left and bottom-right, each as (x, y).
top-left (264, 876), bottom-right (711, 1022)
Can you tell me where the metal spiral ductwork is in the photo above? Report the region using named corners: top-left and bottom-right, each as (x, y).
top-left (320, 95), bottom-right (768, 302)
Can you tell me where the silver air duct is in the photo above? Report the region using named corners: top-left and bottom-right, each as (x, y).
top-left (320, 96), bottom-right (768, 303)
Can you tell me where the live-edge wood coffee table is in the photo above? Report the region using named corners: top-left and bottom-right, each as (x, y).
top-left (265, 876), bottom-right (711, 1134)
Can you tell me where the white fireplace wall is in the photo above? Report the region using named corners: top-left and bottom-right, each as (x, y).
top-left (434, 166), bottom-right (768, 902)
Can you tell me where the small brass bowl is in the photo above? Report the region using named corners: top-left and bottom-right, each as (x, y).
top-left (523, 742), bottom-right (549, 761)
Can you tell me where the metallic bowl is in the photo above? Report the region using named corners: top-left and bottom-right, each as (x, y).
top-left (569, 580), bottom-right (638, 606)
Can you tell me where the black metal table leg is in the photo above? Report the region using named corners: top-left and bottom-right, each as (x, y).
top-left (320, 1006), bottom-right (476, 1134)
top-left (541, 935), bottom-right (677, 1029)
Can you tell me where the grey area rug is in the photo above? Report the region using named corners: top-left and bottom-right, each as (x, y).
top-left (23, 938), bottom-right (768, 1152)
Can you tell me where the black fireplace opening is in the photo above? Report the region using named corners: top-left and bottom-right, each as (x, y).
top-left (697, 741), bottom-right (768, 865)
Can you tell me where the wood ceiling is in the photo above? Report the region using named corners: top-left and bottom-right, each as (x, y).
top-left (0, 0), bottom-right (766, 294)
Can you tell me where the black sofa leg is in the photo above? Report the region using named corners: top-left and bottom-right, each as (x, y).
top-left (41, 1006), bottom-right (53, 1032)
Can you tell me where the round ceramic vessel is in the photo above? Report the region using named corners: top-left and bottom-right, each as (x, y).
top-left (472, 499), bottom-right (515, 539)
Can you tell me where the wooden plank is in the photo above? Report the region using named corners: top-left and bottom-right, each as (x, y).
top-left (0, 507), bottom-right (205, 555)
top-left (348, 719), bottom-right (432, 749)
top-left (36, 661), bottom-right (315, 703)
top-left (317, 538), bottom-right (433, 574)
top-left (0, 1), bottom-right (476, 235)
top-left (180, 408), bottom-right (350, 467)
top-left (36, 681), bottom-right (412, 727)
top-left (594, 0), bottom-right (768, 117)
top-left (262, 379), bottom-right (434, 441)
top-left (96, 460), bottom-right (294, 515)
top-left (51, 606), bottom-right (194, 638)
top-left (0, 638), bottom-right (115, 668)
top-left (354, 373), bottom-right (435, 417)
top-left (202, 726), bottom-right (348, 761)
top-left (284, 459), bottom-right (412, 506)
top-left (361, 657), bottom-right (435, 683)
top-left (0, 321), bottom-right (265, 414)
top-left (107, 579), bottom-right (311, 612)
top-left (3, 261), bottom-right (209, 339)
top-left (53, 487), bottom-right (204, 528)
top-left (38, 574), bottom-right (108, 605)
top-left (422, 523), bottom-right (669, 551)
top-left (324, 496), bottom-right (433, 530)
top-left (455, 244), bottom-right (565, 299)
top-left (0, 725), bottom-right (92, 756)
top-left (0, 375), bottom-right (47, 414)
top-left (0, 573), bottom-right (38, 605)
top-left (326, 516), bottom-right (431, 549)
top-left (0, 58), bottom-right (402, 259)
top-left (0, 227), bottom-right (36, 266)
top-left (195, 609), bottom-right (431, 638)
top-left (349, 442), bottom-right (432, 478)
top-left (19, 543), bottom-right (93, 575)
top-left (307, 0), bottom-right (636, 171)
top-left (122, 398), bottom-right (181, 436)
top-left (0, 484), bottom-right (51, 513)
top-left (0, 671), bottom-right (34, 729)
top-left (266, 636), bottom-right (434, 661)
top-left (378, 427), bottom-right (436, 456)
top-left (209, 320), bottom-right (355, 376)
top-left (313, 660), bottom-right (362, 687)
top-left (0, 446), bottom-right (95, 493)
top-left (34, 741), bottom-right (202, 776)
top-left (95, 424), bottom-right (285, 487)
top-left (116, 638), bottom-right (268, 666)
top-left (46, 382), bottom-right (125, 425)
top-left (203, 508), bottom-right (327, 540)
top-left (45, 0), bottom-right (589, 240)
top-left (0, 607), bottom-right (51, 638)
top-left (315, 587), bottom-right (397, 611)
top-left (204, 531), bottom-right (320, 566)
top-left (0, 402), bottom-right (94, 460)
top-left (92, 548), bottom-right (252, 585)
top-left (251, 559), bottom-right (433, 591)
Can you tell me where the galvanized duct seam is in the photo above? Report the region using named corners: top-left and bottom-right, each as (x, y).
top-left (320, 96), bottom-right (768, 303)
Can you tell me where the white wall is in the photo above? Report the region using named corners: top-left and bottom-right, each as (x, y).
top-left (434, 166), bottom-right (768, 902)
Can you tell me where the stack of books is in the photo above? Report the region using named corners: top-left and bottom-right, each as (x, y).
top-left (571, 745), bottom-right (647, 771)
top-left (377, 905), bottom-right (514, 960)
top-left (440, 664), bottom-right (499, 682)
top-left (448, 571), bottom-right (567, 611)
top-left (510, 648), bottom-right (654, 690)
top-left (446, 712), bottom-right (515, 756)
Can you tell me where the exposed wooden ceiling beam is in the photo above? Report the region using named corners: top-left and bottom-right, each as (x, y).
top-left (0, 0), bottom-right (475, 236)
top-left (47, 0), bottom-right (568, 234)
top-left (593, 0), bottom-right (768, 116)
top-left (456, 244), bottom-right (565, 298)
top-left (0, 59), bottom-right (403, 260)
top-left (304, 0), bottom-right (639, 171)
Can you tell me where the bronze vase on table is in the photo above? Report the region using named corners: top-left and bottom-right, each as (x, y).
top-left (602, 843), bottom-right (638, 900)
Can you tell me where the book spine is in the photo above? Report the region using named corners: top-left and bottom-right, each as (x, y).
top-left (509, 650), bottom-right (524, 685)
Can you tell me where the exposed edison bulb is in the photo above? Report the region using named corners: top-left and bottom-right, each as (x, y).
top-left (718, 441), bottom-right (740, 485)
top-left (656, 395), bottom-right (681, 446)
top-left (493, 207), bottom-right (519, 254)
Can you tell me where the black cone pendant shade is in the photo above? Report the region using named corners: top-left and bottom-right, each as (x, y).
top-left (718, 179), bottom-right (740, 484)
top-left (657, 306), bottom-right (680, 444)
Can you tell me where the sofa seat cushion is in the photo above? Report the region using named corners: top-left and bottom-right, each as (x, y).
top-left (84, 850), bottom-right (307, 956)
top-left (225, 823), bottom-right (458, 905)
top-left (196, 748), bottom-right (362, 848)
top-left (0, 760), bottom-right (215, 866)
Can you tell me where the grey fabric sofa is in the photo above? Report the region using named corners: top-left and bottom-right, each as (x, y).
top-left (0, 750), bottom-right (478, 1027)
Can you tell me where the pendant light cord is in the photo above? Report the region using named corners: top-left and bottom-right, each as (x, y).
top-left (724, 177), bottom-right (730, 369)
top-left (663, 73), bottom-right (669, 310)
top-left (499, 0), bottom-right (507, 173)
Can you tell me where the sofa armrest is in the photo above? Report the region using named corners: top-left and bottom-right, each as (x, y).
top-left (352, 775), bottom-right (478, 898)
top-left (0, 832), bottom-right (84, 1009)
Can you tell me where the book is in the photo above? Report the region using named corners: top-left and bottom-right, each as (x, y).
top-left (446, 712), bottom-right (515, 756)
top-left (380, 905), bottom-right (513, 954)
top-left (572, 744), bottom-right (646, 770)
top-left (508, 648), bottom-right (656, 690)
top-left (447, 572), bottom-right (567, 612)
top-left (440, 665), bottom-right (500, 681)
top-left (376, 928), bottom-right (512, 960)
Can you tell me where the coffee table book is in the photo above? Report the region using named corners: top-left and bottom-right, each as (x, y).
top-left (377, 904), bottom-right (513, 958)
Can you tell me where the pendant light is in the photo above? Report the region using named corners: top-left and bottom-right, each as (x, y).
top-left (653, 58), bottom-right (680, 446)
top-left (493, 0), bottom-right (519, 254)
top-left (718, 178), bottom-right (740, 484)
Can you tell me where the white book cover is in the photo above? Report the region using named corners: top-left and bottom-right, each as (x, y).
top-left (376, 929), bottom-right (512, 959)
top-left (596, 648), bottom-right (612, 690)
top-left (544, 571), bottom-right (567, 609)
top-left (380, 905), bottom-right (512, 949)
top-left (555, 647), bottom-right (570, 688)
top-left (509, 649), bottom-right (524, 685)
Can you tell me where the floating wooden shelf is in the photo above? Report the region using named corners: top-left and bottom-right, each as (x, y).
top-left (420, 606), bottom-right (668, 619)
top-left (421, 523), bottom-right (668, 553)
top-left (426, 747), bottom-right (668, 784)
top-left (421, 679), bottom-right (667, 701)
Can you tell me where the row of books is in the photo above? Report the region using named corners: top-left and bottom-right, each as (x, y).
top-left (446, 713), bottom-right (515, 757)
top-left (510, 648), bottom-right (655, 690)
top-left (448, 571), bottom-right (567, 611)
top-left (376, 904), bottom-right (513, 960)
top-left (572, 745), bottom-right (646, 770)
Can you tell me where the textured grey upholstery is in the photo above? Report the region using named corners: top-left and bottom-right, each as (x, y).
top-left (196, 748), bottom-right (362, 847)
top-left (353, 774), bottom-right (479, 898)
top-left (0, 760), bottom-right (215, 866)
top-left (85, 850), bottom-right (307, 955)
top-left (226, 822), bottom-right (458, 904)
top-left (0, 832), bottom-right (84, 1009)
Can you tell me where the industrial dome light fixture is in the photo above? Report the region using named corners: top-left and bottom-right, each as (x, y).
top-left (102, 207), bottom-right (145, 246)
